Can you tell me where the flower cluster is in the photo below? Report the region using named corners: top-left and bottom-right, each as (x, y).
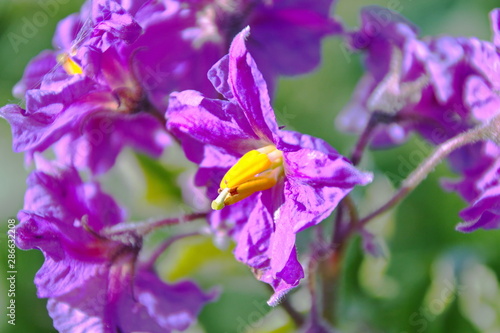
top-left (2, 0), bottom-right (500, 332)
top-left (1, 0), bottom-right (355, 331)
top-left (338, 6), bottom-right (500, 232)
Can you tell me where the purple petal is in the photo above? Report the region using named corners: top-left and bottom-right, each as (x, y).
top-left (283, 148), bottom-right (373, 189)
top-left (131, 269), bottom-right (218, 331)
top-left (233, 190), bottom-right (304, 304)
top-left (465, 75), bottom-right (500, 123)
top-left (47, 273), bottom-right (111, 333)
top-left (249, 7), bottom-right (339, 77)
top-left (167, 90), bottom-right (263, 154)
top-left (228, 27), bottom-right (280, 143)
top-left (55, 112), bottom-right (169, 174)
top-left (53, 13), bottom-right (85, 50)
top-left (264, 251), bottom-right (304, 306)
top-left (91, 0), bottom-right (143, 48)
top-left (208, 55), bottom-right (234, 100)
top-left (12, 51), bottom-right (59, 97)
top-left (457, 185), bottom-right (500, 232)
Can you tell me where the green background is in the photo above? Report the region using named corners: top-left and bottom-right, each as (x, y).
top-left (1, 0), bottom-right (500, 332)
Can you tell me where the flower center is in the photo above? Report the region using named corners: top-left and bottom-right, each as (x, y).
top-left (211, 145), bottom-right (284, 210)
top-left (57, 53), bottom-right (83, 75)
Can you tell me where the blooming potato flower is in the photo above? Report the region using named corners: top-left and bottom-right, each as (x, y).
top-left (167, 27), bottom-right (372, 304)
top-left (17, 157), bottom-right (215, 333)
top-left (0, 0), bottom-right (169, 174)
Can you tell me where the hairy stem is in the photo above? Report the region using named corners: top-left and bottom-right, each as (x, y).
top-left (102, 212), bottom-right (208, 238)
top-left (352, 124), bottom-right (489, 233)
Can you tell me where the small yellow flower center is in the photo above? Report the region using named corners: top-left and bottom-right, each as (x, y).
top-left (57, 53), bottom-right (83, 75)
top-left (211, 145), bottom-right (284, 210)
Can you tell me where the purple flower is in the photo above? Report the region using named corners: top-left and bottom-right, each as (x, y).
top-left (1, 0), bottom-right (341, 175)
top-left (16, 157), bottom-right (216, 332)
top-left (337, 6), bottom-right (500, 151)
top-left (338, 7), bottom-right (500, 232)
top-left (128, 0), bottom-right (342, 102)
top-left (166, 27), bottom-right (372, 304)
top-left (1, 0), bottom-right (169, 174)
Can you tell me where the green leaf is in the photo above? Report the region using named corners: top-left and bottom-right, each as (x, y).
top-left (135, 152), bottom-right (183, 206)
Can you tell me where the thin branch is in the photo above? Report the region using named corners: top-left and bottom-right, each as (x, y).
top-left (350, 113), bottom-right (380, 166)
top-left (143, 231), bottom-right (201, 270)
top-left (102, 212), bottom-right (208, 238)
top-left (280, 298), bottom-right (305, 328)
top-left (350, 124), bottom-right (489, 234)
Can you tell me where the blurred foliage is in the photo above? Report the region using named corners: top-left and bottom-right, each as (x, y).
top-left (0, 1), bottom-right (500, 333)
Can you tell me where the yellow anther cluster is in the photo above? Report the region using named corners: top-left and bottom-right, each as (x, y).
top-left (211, 145), bottom-right (283, 210)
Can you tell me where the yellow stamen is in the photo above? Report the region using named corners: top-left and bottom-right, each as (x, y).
top-left (211, 145), bottom-right (283, 210)
top-left (220, 149), bottom-right (272, 189)
top-left (223, 170), bottom-right (278, 206)
top-left (57, 53), bottom-right (83, 75)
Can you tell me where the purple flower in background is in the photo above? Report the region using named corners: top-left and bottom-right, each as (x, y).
top-left (338, 6), bottom-right (500, 232)
top-left (429, 9), bottom-right (500, 232)
top-left (337, 6), bottom-right (500, 151)
top-left (336, 6), bottom-right (429, 147)
top-left (1, 0), bottom-right (341, 174)
top-left (0, 0), bottom-right (169, 174)
top-left (16, 157), bottom-right (216, 332)
top-left (128, 0), bottom-right (342, 102)
top-left (167, 28), bottom-right (372, 304)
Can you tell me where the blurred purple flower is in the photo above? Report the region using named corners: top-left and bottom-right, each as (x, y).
top-left (16, 157), bottom-right (216, 332)
top-left (338, 7), bottom-right (500, 232)
top-left (0, 0), bottom-right (169, 174)
top-left (337, 6), bottom-right (500, 150)
top-left (1, 0), bottom-right (341, 174)
top-left (167, 27), bottom-right (372, 304)
top-left (126, 0), bottom-right (342, 105)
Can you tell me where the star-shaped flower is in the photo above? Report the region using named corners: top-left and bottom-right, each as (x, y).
top-left (167, 27), bottom-right (372, 304)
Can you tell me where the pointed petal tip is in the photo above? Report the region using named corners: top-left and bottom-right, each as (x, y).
top-left (267, 288), bottom-right (290, 307)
